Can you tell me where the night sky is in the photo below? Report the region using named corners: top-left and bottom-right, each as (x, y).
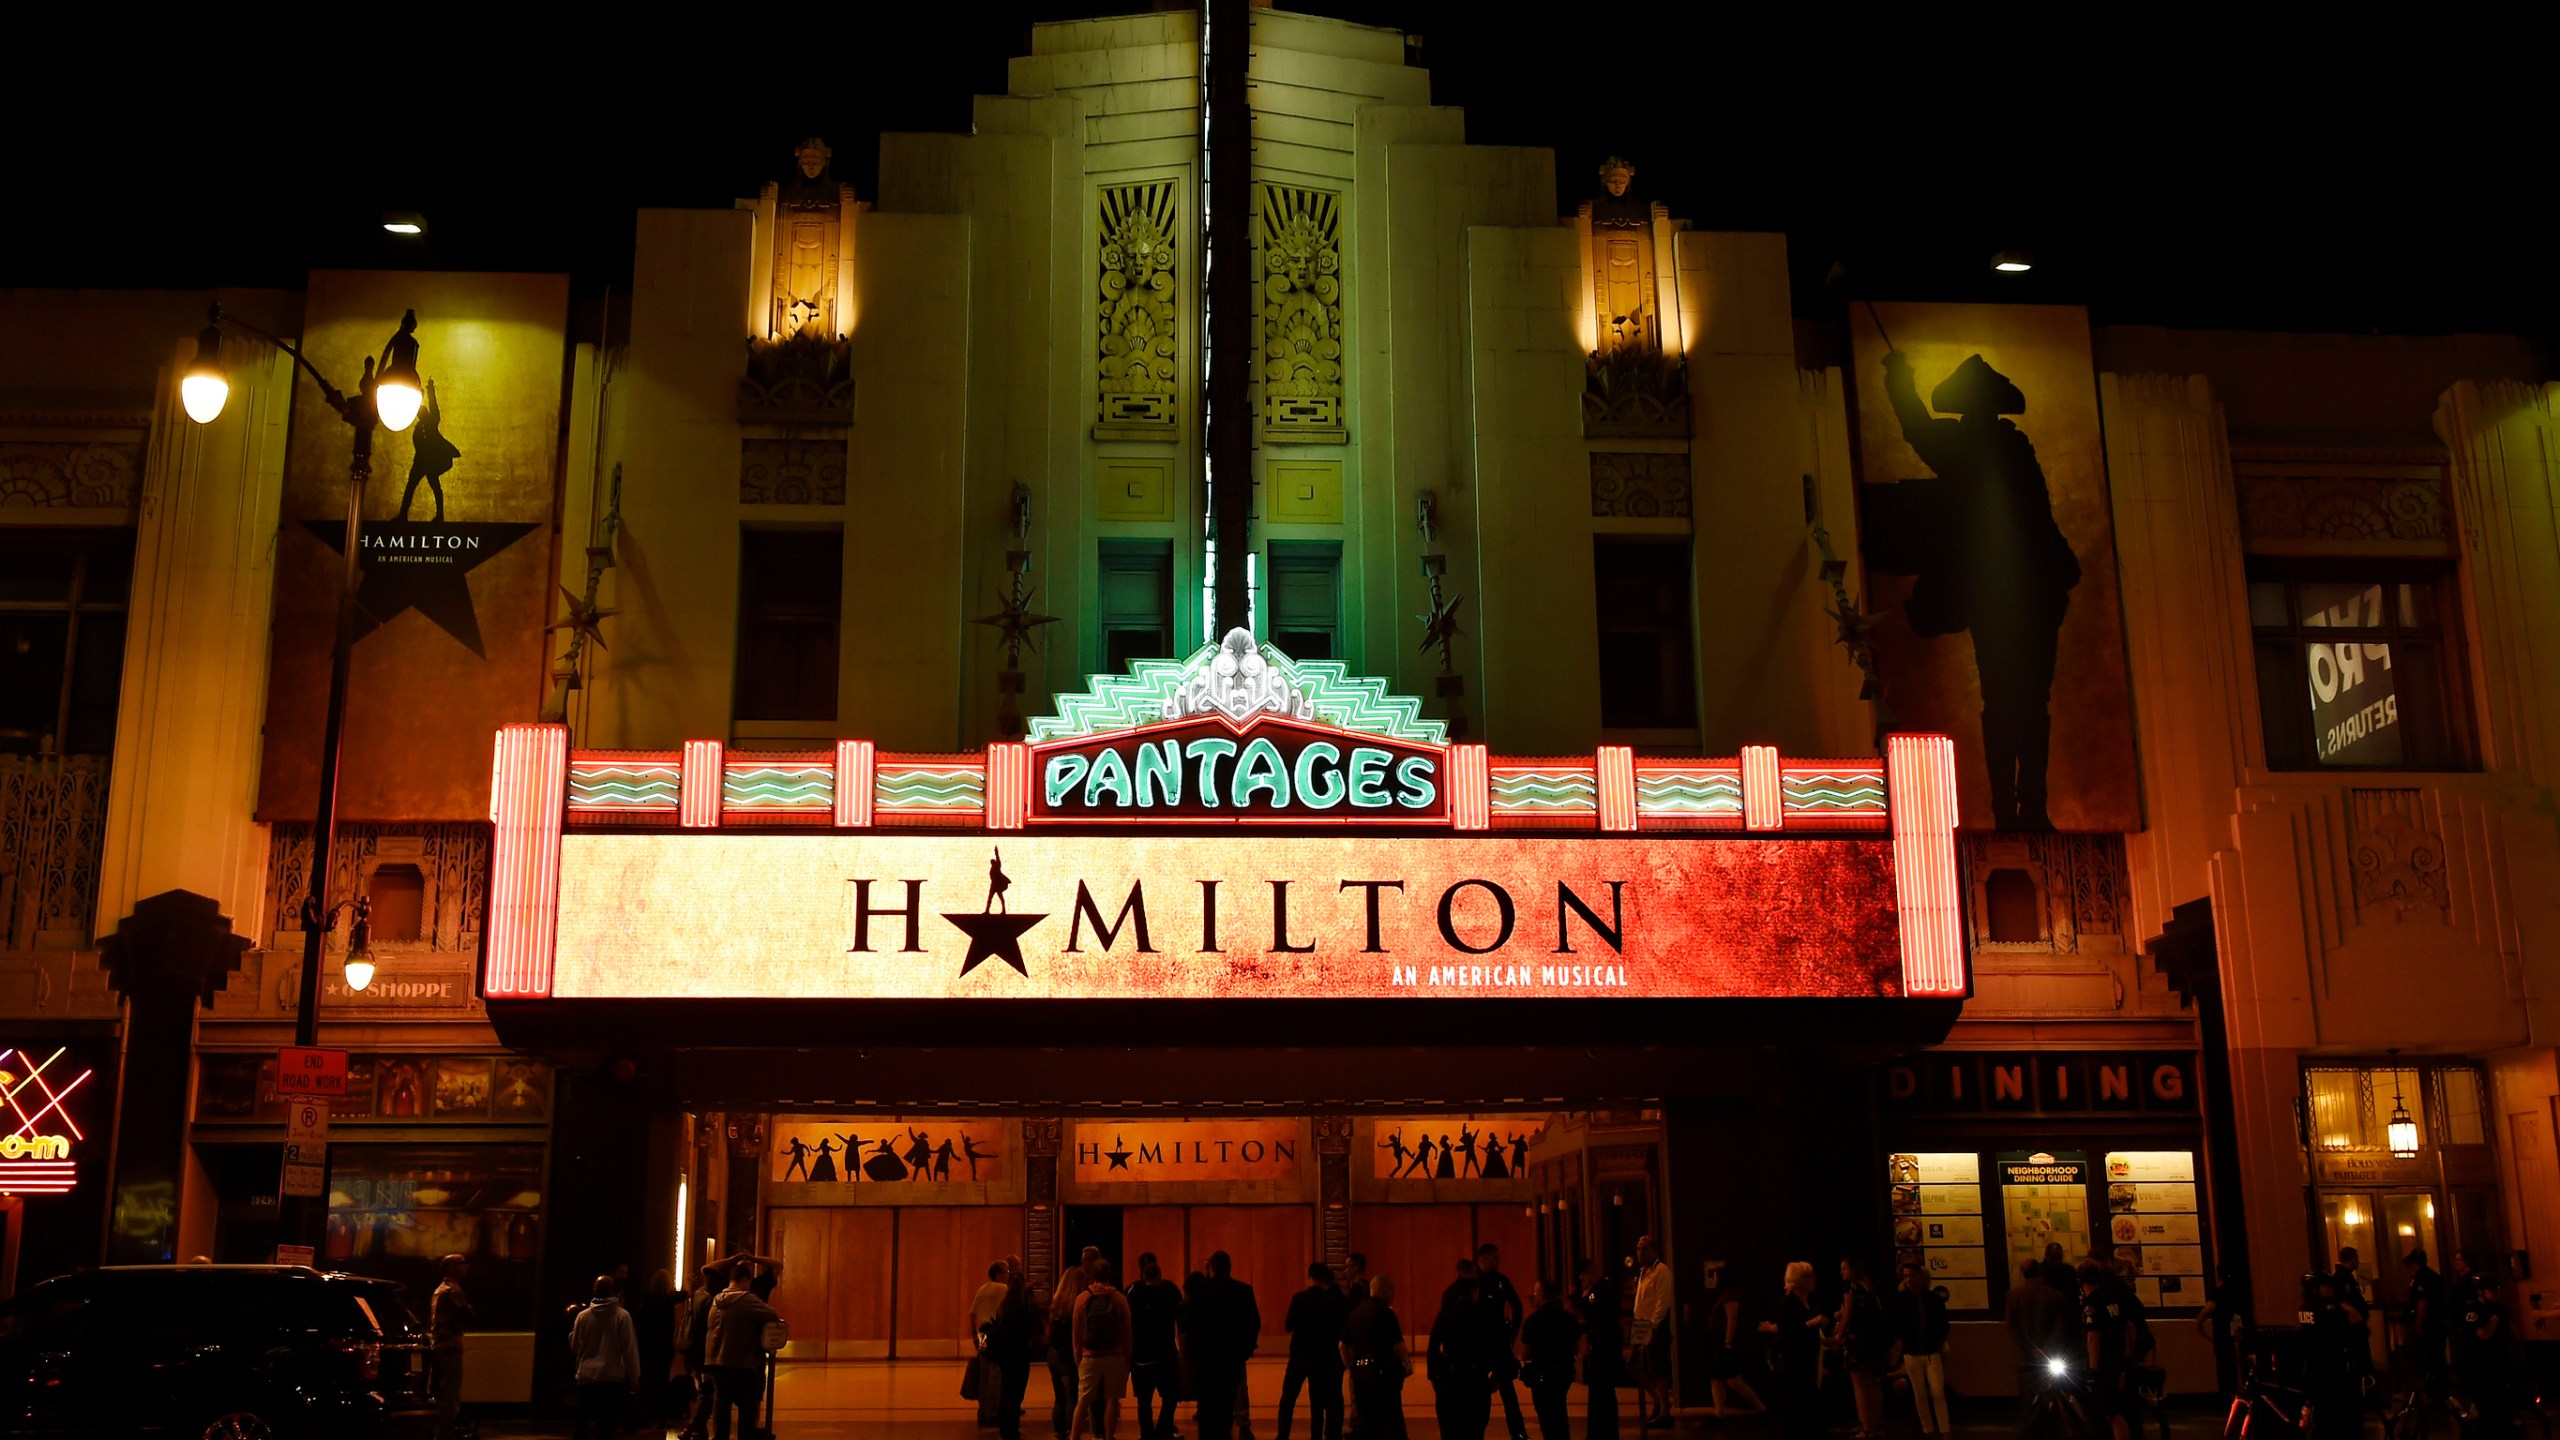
top-left (6, 9), bottom-right (2544, 339)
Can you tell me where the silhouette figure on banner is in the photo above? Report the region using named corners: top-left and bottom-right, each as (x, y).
top-left (398, 378), bottom-right (462, 523)
top-left (1379, 1125), bottom-right (1536, 1180)
top-left (961, 1133), bottom-right (991, 1180)
top-left (1435, 1134), bottom-right (1458, 1178)
top-left (932, 1137), bottom-right (958, 1181)
top-left (1378, 1131), bottom-right (1414, 1176)
top-left (1861, 349), bottom-right (2080, 830)
top-left (902, 1128), bottom-right (933, 1180)
top-left (1479, 1132), bottom-right (1509, 1180)
top-left (810, 1137), bottom-right (840, 1183)
top-left (986, 848), bottom-right (1012, 914)
top-left (863, 1136), bottom-right (909, 1182)
top-left (838, 1133), bottom-right (866, 1180)
top-left (1509, 1134), bottom-right (1529, 1175)
top-left (1456, 1125), bottom-right (1480, 1178)
top-left (1409, 1134), bottom-right (1437, 1178)
top-left (784, 1136), bottom-right (812, 1181)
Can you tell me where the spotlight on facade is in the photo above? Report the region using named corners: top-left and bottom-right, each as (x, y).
top-left (374, 317), bottom-right (424, 433)
top-left (1991, 250), bottom-right (2035, 274)
top-left (181, 312), bottom-right (228, 424)
top-left (382, 211), bottom-right (427, 236)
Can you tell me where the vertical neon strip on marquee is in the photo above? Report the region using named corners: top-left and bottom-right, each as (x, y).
top-left (679, 739), bottom-right (723, 829)
top-left (1886, 733), bottom-right (1965, 997)
top-left (1741, 745), bottom-right (1783, 832)
top-left (1595, 746), bottom-right (1637, 832)
top-left (1449, 744), bottom-right (1490, 830)
top-left (834, 739), bottom-right (876, 828)
top-left (485, 723), bottom-right (568, 999)
top-left (985, 742), bottom-right (1031, 830)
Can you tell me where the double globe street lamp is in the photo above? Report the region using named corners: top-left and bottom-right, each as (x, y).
top-left (181, 305), bottom-right (426, 1025)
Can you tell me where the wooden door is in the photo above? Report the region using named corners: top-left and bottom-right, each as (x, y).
top-left (1123, 1205), bottom-right (1189, 1287)
top-left (1474, 1203), bottom-right (1540, 1289)
top-left (894, 1207), bottom-right (1026, 1357)
top-left (1350, 1204), bottom-right (1475, 1313)
top-left (1188, 1205), bottom-right (1313, 1347)
top-left (765, 1207), bottom-right (834, 1359)
top-left (826, 1209), bottom-right (895, 1357)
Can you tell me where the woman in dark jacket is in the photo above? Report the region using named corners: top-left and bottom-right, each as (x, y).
top-left (1429, 1275), bottom-right (1491, 1440)
top-left (1761, 1260), bottom-right (1830, 1440)
top-left (1574, 1260), bottom-right (1624, 1440)
top-left (634, 1268), bottom-right (678, 1423)
top-left (986, 1277), bottom-right (1048, 1440)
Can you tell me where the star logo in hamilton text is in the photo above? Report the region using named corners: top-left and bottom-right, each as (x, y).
top-left (941, 909), bottom-right (1050, 978)
top-left (1104, 1135), bottom-right (1133, 1170)
top-left (302, 518), bottom-right (541, 658)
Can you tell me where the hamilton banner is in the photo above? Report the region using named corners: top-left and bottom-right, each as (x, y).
top-left (259, 271), bottom-right (567, 822)
top-left (547, 831), bottom-right (1909, 1001)
top-left (1848, 303), bottom-right (2139, 832)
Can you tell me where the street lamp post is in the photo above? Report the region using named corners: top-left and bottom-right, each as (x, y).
top-left (183, 303), bottom-right (422, 1247)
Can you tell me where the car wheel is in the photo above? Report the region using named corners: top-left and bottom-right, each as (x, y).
top-left (199, 1411), bottom-right (277, 1440)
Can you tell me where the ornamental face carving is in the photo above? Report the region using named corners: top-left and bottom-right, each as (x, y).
top-left (2350, 804), bottom-right (2449, 920)
top-left (1096, 180), bottom-right (1180, 436)
top-left (1259, 185), bottom-right (1345, 441)
top-left (1166, 627), bottom-right (1319, 725)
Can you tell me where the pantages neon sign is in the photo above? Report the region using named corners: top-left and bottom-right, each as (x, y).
top-left (0, 1046), bottom-right (91, 1195)
top-left (483, 635), bottom-right (1965, 1002)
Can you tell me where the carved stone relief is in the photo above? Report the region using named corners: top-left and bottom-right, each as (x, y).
top-left (0, 754), bottom-right (109, 949)
top-left (1959, 832), bottom-right (2128, 955)
top-left (266, 822), bottom-right (489, 954)
top-left (2348, 789), bottom-right (2449, 919)
top-left (1096, 180), bottom-right (1179, 437)
top-left (740, 438), bottom-right (846, 505)
top-left (2238, 473), bottom-right (2446, 544)
top-left (1589, 453), bottom-right (1692, 518)
top-left (0, 440), bottom-right (141, 510)
top-left (1259, 185), bottom-right (1345, 442)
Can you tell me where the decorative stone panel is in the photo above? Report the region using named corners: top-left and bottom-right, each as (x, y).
top-left (2237, 471), bottom-right (2445, 544)
top-left (0, 440), bottom-right (141, 510)
top-left (0, 754), bottom-right (109, 949)
top-left (1096, 180), bottom-right (1180, 438)
top-left (741, 438), bottom-right (846, 505)
top-left (1959, 831), bottom-right (2129, 956)
top-left (1259, 185), bottom-right (1344, 442)
top-left (2348, 788), bottom-right (2449, 920)
top-left (1590, 453), bottom-right (1691, 518)
top-left (265, 821), bottom-right (489, 955)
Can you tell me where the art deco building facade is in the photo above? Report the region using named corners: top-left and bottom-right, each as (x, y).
top-left (2, 5), bottom-right (2557, 1409)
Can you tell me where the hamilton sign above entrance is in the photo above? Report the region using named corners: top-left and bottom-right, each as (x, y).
top-left (481, 637), bottom-right (1966, 1004)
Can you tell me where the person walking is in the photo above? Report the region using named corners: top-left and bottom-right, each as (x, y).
top-left (1192, 1251), bottom-right (1259, 1440)
top-left (431, 1253), bottom-right (474, 1440)
top-left (975, 1259), bottom-right (1015, 1428)
top-left (637, 1268), bottom-right (679, 1425)
top-left (1278, 1261), bottom-right (1349, 1440)
top-left (1519, 1279), bottom-right (1581, 1440)
top-left (1128, 1253), bottom-right (1185, 1440)
top-left (1889, 1262), bottom-right (1951, 1439)
top-left (2004, 1259), bottom-right (2067, 1392)
top-left (2402, 1249), bottom-right (2446, 1383)
top-left (706, 1262), bottom-right (782, 1440)
top-left (1341, 1275), bottom-right (1409, 1440)
top-left (1834, 1255), bottom-right (1889, 1440)
top-left (1577, 1259), bottom-right (1627, 1440)
top-left (1759, 1261), bottom-right (1825, 1440)
top-left (1049, 1265), bottom-right (1092, 1440)
top-left (679, 1262), bottom-right (728, 1440)
top-left (989, 1273), bottom-right (1050, 1440)
top-left (1430, 1272), bottom-right (1492, 1440)
top-left (1338, 1253), bottom-right (1370, 1439)
top-left (1075, 1259), bottom-right (1133, 1439)
top-left (1475, 1244), bottom-right (1529, 1440)
top-left (569, 1274), bottom-right (642, 1440)
top-left (1700, 1262), bottom-right (1765, 1419)
top-left (1630, 1236), bottom-right (1674, 1430)
top-left (2449, 1251), bottom-right (2510, 1440)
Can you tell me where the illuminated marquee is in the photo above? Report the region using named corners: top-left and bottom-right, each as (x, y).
top-left (0, 1046), bottom-right (90, 1196)
top-left (482, 642), bottom-right (1965, 1003)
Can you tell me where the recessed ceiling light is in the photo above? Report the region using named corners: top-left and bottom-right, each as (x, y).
top-left (1991, 249), bottom-right (2034, 274)
top-left (382, 211), bottom-right (427, 236)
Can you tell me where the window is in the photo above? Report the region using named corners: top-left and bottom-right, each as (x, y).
top-left (1266, 541), bottom-right (1341, 661)
top-left (1594, 538), bottom-right (1696, 730)
top-left (0, 528), bottom-right (131, 756)
top-left (1098, 541), bottom-right (1174, 673)
top-left (2304, 1063), bottom-right (2488, 1152)
top-left (1984, 869), bottom-right (2041, 943)
top-left (366, 864), bottom-right (426, 943)
top-left (2249, 570), bottom-right (2469, 770)
top-left (734, 528), bottom-right (842, 722)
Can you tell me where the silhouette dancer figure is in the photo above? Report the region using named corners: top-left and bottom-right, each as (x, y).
top-left (839, 1134), bottom-right (865, 1180)
top-left (1509, 1134), bottom-right (1529, 1176)
top-left (863, 1138), bottom-right (908, 1182)
top-left (783, 1136), bottom-right (812, 1181)
top-left (398, 378), bottom-right (462, 522)
top-left (1379, 1130), bottom-right (1413, 1177)
top-left (810, 1138), bottom-right (839, 1183)
top-left (985, 849), bottom-right (1011, 914)
top-left (902, 1128), bottom-right (933, 1180)
top-left (1864, 348), bottom-right (2081, 830)
top-left (960, 1133), bottom-right (990, 1180)
top-left (1456, 1125), bottom-right (1481, 1178)
top-left (1409, 1135), bottom-right (1437, 1178)
top-left (1480, 1132), bottom-right (1509, 1180)
top-left (1434, 1134), bottom-right (1458, 1179)
top-left (933, 1138), bottom-right (957, 1181)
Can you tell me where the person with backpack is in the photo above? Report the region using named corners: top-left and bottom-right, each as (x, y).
top-left (1074, 1258), bottom-right (1133, 1440)
top-left (568, 1274), bottom-right (642, 1440)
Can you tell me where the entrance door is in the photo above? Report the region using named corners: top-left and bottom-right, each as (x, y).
top-left (1190, 1206), bottom-right (1312, 1348)
top-left (898, 1207), bottom-right (1027, 1356)
top-left (1065, 1206), bottom-right (1126, 1282)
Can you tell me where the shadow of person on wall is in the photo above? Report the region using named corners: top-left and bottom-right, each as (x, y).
top-left (1859, 350), bottom-right (2080, 830)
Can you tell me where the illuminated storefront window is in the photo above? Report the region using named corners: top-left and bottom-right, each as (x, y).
top-left (2249, 573), bottom-right (2469, 770)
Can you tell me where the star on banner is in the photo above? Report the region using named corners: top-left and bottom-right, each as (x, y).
top-left (941, 910), bottom-right (1050, 978)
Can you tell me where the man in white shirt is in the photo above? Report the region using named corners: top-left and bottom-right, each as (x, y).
top-left (1630, 1236), bottom-right (1675, 1430)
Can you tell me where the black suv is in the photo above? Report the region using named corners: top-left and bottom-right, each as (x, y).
top-left (0, 1264), bottom-right (436, 1439)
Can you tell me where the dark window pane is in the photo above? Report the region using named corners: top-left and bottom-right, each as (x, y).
top-left (1098, 541), bottom-right (1174, 670)
top-left (2253, 640), bottom-right (2313, 769)
top-left (2249, 570), bottom-right (2468, 771)
top-left (62, 612), bottom-right (125, 755)
top-left (1594, 539), bottom-right (1696, 729)
top-left (734, 529), bottom-right (842, 721)
top-left (1984, 868), bottom-right (2041, 943)
top-left (0, 615), bottom-right (70, 754)
top-left (0, 538), bottom-right (76, 603)
top-left (2247, 581), bottom-right (2291, 629)
top-left (1267, 542), bottom-right (1341, 662)
top-left (2299, 582), bottom-right (2385, 630)
top-left (367, 863), bottom-right (427, 943)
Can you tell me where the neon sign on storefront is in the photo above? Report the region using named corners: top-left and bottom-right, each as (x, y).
top-left (0, 1046), bottom-right (90, 1196)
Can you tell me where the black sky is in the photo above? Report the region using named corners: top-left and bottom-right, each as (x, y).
top-left (5, 8), bottom-right (2545, 338)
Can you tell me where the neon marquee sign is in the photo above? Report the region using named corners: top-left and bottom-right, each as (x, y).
top-left (481, 639), bottom-right (1966, 1004)
top-left (0, 1046), bottom-right (91, 1196)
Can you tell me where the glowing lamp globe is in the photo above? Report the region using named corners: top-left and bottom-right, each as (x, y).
top-left (2388, 1100), bottom-right (2418, 1159)
top-left (181, 322), bottom-right (228, 424)
top-left (374, 325), bottom-right (425, 433)
top-left (343, 954), bottom-right (376, 993)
